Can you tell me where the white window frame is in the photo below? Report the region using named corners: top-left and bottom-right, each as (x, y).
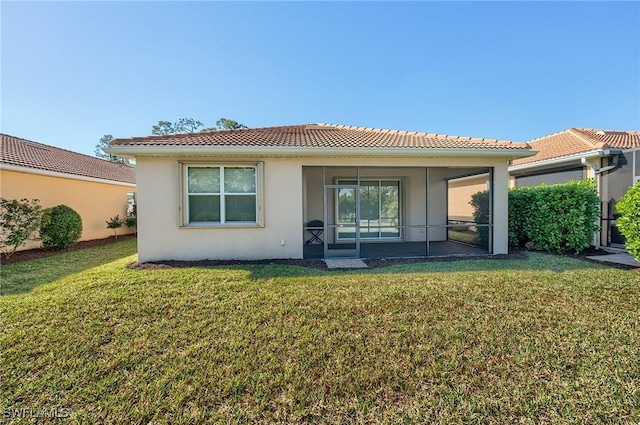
top-left (180, 162), bottom-right (264, 228)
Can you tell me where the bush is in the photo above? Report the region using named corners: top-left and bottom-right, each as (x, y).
top-left (507, 188), bottom-right (532, 247)
top-left (40, 205), bottom-right (83, 250)
top-left (125, 216), bottom-right (137, 237)
top-left (507, 180), bottom-right (600, 253)
top-left (615, 181), bottom-right (640, 260)
top-left (106, 215), bottom-right (124, 238)
top-left (469, 190), bottom-right (490, 249)
top-left (0, 198), bottom-right (43, 259)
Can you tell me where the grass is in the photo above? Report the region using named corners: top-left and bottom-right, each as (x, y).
top-left (1, 240), bottom-right (639, 424)
top-left (0, 238), bottom-right (138, 295)
top-left (447, 229), bottom-right (480, 246)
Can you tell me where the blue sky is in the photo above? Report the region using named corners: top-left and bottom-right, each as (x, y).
top-left (2, 1), bottom-right (639, 156)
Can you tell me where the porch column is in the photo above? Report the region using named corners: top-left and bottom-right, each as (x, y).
top-left (493, 162), bottom-right (510, 255)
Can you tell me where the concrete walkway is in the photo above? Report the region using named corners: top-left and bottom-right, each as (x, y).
top-left (586, 253), bottom-right (640, 268)
top-left (325, 258), bottom-right (368, 269)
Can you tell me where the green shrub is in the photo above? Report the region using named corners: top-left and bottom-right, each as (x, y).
top-left (125, 216), bottom-right (137, 237)
top-left (615, 181), bottom-right (640, 260)
top-left (106, 215), bottom-right (124, 239)
top-left (469, 190), bottom-right (490, 249)
top-left (0, 198), bottom-right (43, 259)
top-left (40, 205), bottom-right (83, 251)
top-left (507, 180), bottom-right (600, 253)
top-left (507, 188), bottom-right (533, 247)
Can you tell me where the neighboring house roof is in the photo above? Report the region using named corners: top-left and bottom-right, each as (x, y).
top-left (109, 124), bottom-right (531, 154)
top-left (0, 133), bottom-right (136, 184)
top-left (512, 128), bottom-right (640, 167)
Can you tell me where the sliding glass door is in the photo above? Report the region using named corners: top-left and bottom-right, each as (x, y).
top-left (337, 180), bottom-right (400, 240)
top-left (324, 185), bottom-right (360, 258)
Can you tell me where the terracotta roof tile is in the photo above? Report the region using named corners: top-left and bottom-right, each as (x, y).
top-left (574, 128), bottom-right (640, 149)
top-left (110, 123), bottom-right (530, 151)
top-left (511, 127), bottom-right (640, 166)
top-left (1, 133), bottom-right (136, 184)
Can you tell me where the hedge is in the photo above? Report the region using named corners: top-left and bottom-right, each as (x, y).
top-left (507, 180), bottom-right (600, 253)
top-left (615, 181), bottom-right (640, 260)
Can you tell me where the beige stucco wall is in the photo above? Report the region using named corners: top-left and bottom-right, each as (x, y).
top-left (135, 157), bottom-right (303, 262)
top-left (0, 169), bottom-right (135, 251)
top-left (135, 155), bottom-right (512, 261)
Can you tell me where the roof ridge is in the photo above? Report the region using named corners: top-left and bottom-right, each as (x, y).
top-left (568, 128), bottom-right (608, 149)
top-left (525, 128), bottom-right (574, 144)
top-left (113, 124), bottom-right (312, 144)
top-left (575, 127), bottom-right (640, 135)
top-left (317, 123), bottom-right (514, 145)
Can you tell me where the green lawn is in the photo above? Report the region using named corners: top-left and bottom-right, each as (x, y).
top-left (1, 240), bottom-right (639, 424)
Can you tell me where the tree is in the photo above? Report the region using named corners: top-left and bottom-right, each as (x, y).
top-left (151, 118), bottom-right (204, 135)
top-left (94, 134), bottom-right (125, 164)
top-left (106, 215), bottom-right (124, 239)
top-left (98, 117), bottom-right (248, 157)
top-left (201, 118), bottom-right (248, 132)
top-left (0, 198), bottom-right (43, 259)
top-left (216, 118), bottom-right (248, 130)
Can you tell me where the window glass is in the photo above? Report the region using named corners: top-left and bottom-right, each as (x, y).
top-left (189, 195), bottom-right (221, 222)
top-left (336, 180), bottom-right (400, 239)
top-left (380, 181), bottom-right (400, 237)
top-left (225, 196), bottom-right (257, 222)
top-left (224, 167), bottom-right (256, 193)
top-left (188, 168), bottom-right (220, 193)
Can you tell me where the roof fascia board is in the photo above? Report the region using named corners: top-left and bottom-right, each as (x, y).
top-left (106, 146), bottom-right (534, 159)
top-left (508, 149), bottom-right (614, 173)
top-left (446, 172), bottom-right (491, 183)
top-left (0, 163), bottom-right (136, 187)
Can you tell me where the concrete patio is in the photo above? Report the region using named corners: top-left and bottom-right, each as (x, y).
top-left (586, 252), bottom-right (640, 269)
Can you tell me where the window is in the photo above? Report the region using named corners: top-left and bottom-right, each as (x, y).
top-left (126, 192), bottom-right (136, 217)
top-left (183, 164), bottom-right (262, 226)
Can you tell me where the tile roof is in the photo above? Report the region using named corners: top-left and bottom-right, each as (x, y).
top-left (110, 123), bottom-right (530, 151)
top-left (0, 133), bottom-right (136, 184)
top-left (512, 128), bottom-right (640, 166)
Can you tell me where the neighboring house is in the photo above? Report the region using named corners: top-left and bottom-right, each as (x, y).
top-left (509, 128), bottom-right (640, 247)
top-left (107, 124), bottom-right (532, 262)
top-left (447, 172), bottom-right (490, 224)
top-left (0, 133), bottom-right (137, 251)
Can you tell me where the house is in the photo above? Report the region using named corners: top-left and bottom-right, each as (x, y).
top-left (0, 133), bottom-right (137, 251)
top-left (107, 124), bottom-right (533, 262)
top-left (509, 128), bottom-right (640, 247)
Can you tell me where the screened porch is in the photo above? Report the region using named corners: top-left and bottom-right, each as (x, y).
top-left (302, 166), bottom-right (493, 259)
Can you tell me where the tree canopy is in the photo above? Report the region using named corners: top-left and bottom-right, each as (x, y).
top-left (151, 118), bottom-right (205, 135)
top-left (95, 117), bottom-right (248, 163)
top-left (205, 118), bottom-right (248, 132)
top-left (94, 134), bottom-right (125, 164)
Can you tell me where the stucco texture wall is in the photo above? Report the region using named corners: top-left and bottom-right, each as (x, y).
top-left (135, 156), bottom-right (511, 261)
top-left (135, 157), bottom-right (303, 262)
top-left (447, 175), bottom-right (489, 222)
top-left (1, 169), bottom-right (135, 250)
